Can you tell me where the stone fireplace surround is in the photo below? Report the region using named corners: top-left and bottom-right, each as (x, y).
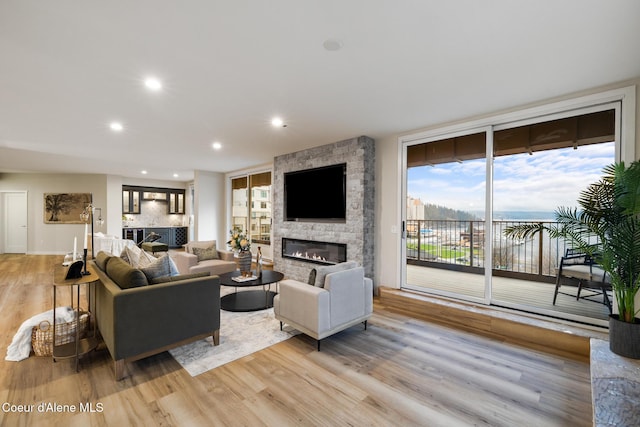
top-left (273, 136), bottom-right (375, 283)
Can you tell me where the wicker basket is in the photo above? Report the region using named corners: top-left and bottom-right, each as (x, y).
top-left (31, 310), bottom-right (90, 357)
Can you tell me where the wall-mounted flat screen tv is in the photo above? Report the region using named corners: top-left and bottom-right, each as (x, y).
top-left (284, 163), bottom-right (347, 222)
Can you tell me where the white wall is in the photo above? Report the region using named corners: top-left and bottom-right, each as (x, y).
top-left (0, 173), bottom-right (194, 254)
top-left (0, 173), bottom-right (107, 254)
top-left (106, 175), bottom-right (123, 237)
top-left (193, 170), bottom-right (225, 243)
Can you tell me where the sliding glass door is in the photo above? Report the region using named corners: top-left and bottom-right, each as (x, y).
top-left (404, 130), bottom-right (489, 304)
top-left (401, 96), bottom-right (627, 325)
top-left (490, 107), bottom-right (616, 322)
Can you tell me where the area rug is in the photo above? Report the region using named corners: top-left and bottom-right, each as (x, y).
top-left (169, 308), bottom-right (299, 377)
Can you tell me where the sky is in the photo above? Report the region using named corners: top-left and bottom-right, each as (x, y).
top-left (407, 141), bottom-right (615, 214)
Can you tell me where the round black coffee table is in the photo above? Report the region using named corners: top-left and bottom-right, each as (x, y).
top-left (219, 270), bottom-right (284, 312)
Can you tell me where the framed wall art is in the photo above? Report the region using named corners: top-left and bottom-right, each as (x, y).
top-left (44, 193), bottom-right (92, 224)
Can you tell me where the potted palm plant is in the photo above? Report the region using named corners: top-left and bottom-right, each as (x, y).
top-left (504, 161), bottom-right (640, 358)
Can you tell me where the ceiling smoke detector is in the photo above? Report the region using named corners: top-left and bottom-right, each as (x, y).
top-left (323, 38), bottom-right (343, 51)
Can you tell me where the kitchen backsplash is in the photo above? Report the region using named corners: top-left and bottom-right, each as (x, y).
top-left (123, 200), bottom-right (187, 227)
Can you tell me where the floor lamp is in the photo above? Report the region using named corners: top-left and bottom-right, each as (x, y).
top-left (80, 200), bottom-right (104, 261)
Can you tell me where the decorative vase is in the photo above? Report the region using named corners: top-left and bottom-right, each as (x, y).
top-left (237, 250), bottom-right (252, 276)
top-left (609, 314), bottom-right (640, 359)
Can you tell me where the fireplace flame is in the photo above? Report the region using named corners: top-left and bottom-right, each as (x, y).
top-left (292, 251), bottom-right (327, 262)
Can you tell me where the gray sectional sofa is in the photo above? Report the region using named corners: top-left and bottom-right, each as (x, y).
top-left (90, 251), bottom-right (221, 380)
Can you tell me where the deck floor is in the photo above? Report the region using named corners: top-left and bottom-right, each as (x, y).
top-left (406, 264), bottom-right (610, 322)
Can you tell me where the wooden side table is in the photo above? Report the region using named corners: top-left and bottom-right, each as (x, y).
top-left (52, 263), bottom-right (99, 372)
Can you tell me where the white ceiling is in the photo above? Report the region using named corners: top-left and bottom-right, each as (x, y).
top-left (1, 1), bottom-right (640, 181)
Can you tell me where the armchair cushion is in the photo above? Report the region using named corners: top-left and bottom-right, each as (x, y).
top-left (193, 246), bottom-right (219, 261)
top-left (309, 261), bottom-right (358, 287)
top-left (185, 240), bottom-right (216, 254)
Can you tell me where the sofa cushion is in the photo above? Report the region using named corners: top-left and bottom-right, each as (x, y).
top-left (311, 261), bottom-right (359, 288)
top-left (106, 256), bottom-right (149, 289)
top-left (149, 271), bottom-right (211, 285)
top-left (192, 246), bottom-right (219, 261)
top-left (140, 255), bottom-right (175, 282)
top-left (95, 251), bottom-right (112, 271)
top-left (185, 240), bottom-right (216, 254)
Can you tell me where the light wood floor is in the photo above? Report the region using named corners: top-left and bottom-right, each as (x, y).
top-left (0, 255), bottom-right (592, 426)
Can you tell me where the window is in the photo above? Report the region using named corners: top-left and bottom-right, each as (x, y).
top-left (231, 171), bottom-right (272, 258)
top-left (401, 86), bottom-right (635, 327)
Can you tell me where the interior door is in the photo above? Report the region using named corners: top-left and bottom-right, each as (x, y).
top-left (4, 192), bottom-right (28, 253)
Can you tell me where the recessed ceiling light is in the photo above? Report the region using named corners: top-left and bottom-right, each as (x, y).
top-left (109, 122), bottom-right (123, 132)
top-left (212, 141), bottom-right (222, 150)
top-left (141, 170), bottom-right (148, 175)
top-left (271, 117), bottom-right (286, 128)
top-left (323, 38), bottom-right (343, 51)
top-left (144, 77), bottom-right (163, 91)
top-left (173, 173), bottom-right (179, 178)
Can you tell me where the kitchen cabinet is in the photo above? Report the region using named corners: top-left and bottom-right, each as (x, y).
top-left (168, 191), bottom-right (185, 214)
top-left (122, 227), bottom-right (187, 248)
top-left (142, 191), bottom-right (167, 201)
top-left (122, 189), bottom-right (140, 214)
top-left (145, 228), bottom-right (171, 245)
top-left (171, 227), bottom-right (188, 247)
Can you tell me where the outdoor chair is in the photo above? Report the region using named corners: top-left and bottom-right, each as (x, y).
top-left (554, 248), bottom-right (612, 312)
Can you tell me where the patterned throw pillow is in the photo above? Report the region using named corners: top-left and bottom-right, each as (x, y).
top-left (187, 240), bottom-right (216, 254)
top-left (120, 245), bottom-right (143, 266)
top-left (140, 255), bottom-right (174, 281)
top-left (161, 253), bottom-right (180, 275)
top-left (137, 249), bottom-right (157, 268)
top-left (192, 246), bottom-right (219, 262)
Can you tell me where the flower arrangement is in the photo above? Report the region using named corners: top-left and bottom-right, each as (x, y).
top-left (227, 228), bottom-right (250, 252)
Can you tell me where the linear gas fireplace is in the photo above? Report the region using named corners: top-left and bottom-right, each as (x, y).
top-left (282, 238), bottom-right (347, 266)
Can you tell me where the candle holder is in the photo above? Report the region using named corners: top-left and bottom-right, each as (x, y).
top-left (81, 248), bottom-right (91, 275)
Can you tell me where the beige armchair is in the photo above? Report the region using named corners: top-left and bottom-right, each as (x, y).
top-left (273, 262), bottom-right (373, 350)
top-left (173, 240), bottom-right (237, 276)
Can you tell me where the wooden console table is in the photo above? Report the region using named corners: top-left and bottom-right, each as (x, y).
top-left (52, 263), bottom-right (99, 372)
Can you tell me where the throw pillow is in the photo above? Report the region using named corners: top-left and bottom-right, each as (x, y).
top-left (313, 261), bottom-right (359, 287)
top-left (186, 240), bottom-right (216, 254)
top-left (137, 249), bottom-right (157, 268)
top-left (121, 245), bottom-right (143, 267)
top-left (106, 256), bottom-right (149, 289)
top-left (95, 251), bottom-right (112, 271)
top-left (167, 254), bottom-right (180, 275)
top-left (140, 255), bottom-right (174, 282)
top-left (192, 246), bottom-right (219, 262)
top-left (308, 268), bottom-right (317, 286)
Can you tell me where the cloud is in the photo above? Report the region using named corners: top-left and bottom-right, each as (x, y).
top-left (408, 142), bottom-right (615, 213)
